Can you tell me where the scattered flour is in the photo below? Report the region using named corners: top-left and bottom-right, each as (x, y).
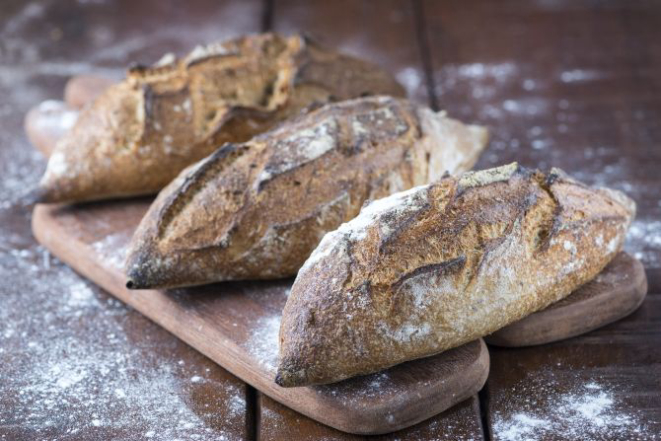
top-left (32, 99), bottom-right (78, 133)
top-left (492, 377), bottom-right (656, 441)
top-left (436, 62), bottom-right (519, 105)
top-left (0, 146), bottom-right (43, 210)
top-left (0, 242), bottom-right (245, 440)
top-left (91, 232), bottom-right (129, 271)
top-left (258, 118), bottom-right (338, 184)
top-left (396, 66), bottom-right (423, 95)
top-left (626, 219), bottom-right (661, 268)
top-left (244, 314), bottom-right (281, 372)
top-left (0, 2), bottom-right (272, 439)
top-left (560, 69), bottom-right (605, 83)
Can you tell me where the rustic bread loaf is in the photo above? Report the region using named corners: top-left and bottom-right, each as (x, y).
top-left (276, 163), bottom-right (636, 387)
top-left (36, 33), bottom-right (405, 204)
top-left (125, 96), bottom-right (488, 289)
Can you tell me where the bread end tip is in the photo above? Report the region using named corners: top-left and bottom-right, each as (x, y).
top-left (274, 371), bottom-right (287, 387)
top-left (25, 186), bottom-right (49, 206)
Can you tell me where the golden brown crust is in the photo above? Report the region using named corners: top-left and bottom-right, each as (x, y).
top-left (276, 163), bottom-right (636, 387)
top-left (37, 33), bottom-right (406, 203)
top-left (124, 96), bottom-right (488, 289)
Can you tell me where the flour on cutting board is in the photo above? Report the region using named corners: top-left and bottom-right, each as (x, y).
top-left (244, 313), bottom-right (281, 371)
top-left (33, 100), bottom-right (79, 133)
top-left (91, 231), bottom-right (129, 271)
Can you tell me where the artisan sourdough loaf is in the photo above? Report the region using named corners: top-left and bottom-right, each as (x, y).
top-left (37, 33), bottom-right (405, 203)
top-left (276, 163), bottom-right (636, 387)
top-left (125, 96), bottom-right (488, 289)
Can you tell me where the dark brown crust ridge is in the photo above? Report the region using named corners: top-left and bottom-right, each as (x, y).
top-left (124, 96), bottom-right (488, 289)
top-left (276, 163), bottom-right (636, 387)
top-left (37, 33), bottom-right (406, 204)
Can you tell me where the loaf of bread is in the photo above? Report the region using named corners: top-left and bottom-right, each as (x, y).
top-left (36, 33), bottom-right (405, 203)
top-left (276, 163), bottom-right (635, 387)
top-left (125, 96), bottom-right (488, 289)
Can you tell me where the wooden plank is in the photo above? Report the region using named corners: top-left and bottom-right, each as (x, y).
top-left (259, 393), bottom-right (485, 441)
top-left (0, 0), bottom-right (264, 439)
top-left (259, 393), bottom-right (364, 440)
top-left (423, 1), bottom-right (661, 438)
top-left (32, 201), bottom-right (490, 435)
top-left (272, 0), bottom-right (431, 104)
top-left (422, 0), bottom-right (661, 292)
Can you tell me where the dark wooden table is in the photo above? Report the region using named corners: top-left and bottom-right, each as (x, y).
top-left (1, 1), bottom-right (659, 439)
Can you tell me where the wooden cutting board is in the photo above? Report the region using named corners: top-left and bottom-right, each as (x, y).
top-left (32, 200), bottom-right (490, 435)
top-left (486, 252), bottom-right (647, 347)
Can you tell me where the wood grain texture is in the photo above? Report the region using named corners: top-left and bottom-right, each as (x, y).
top-left (5, 0), bottom-right (661, 438)
top-left (259, 393), bottom-right (485, 441)
top-left (422, 0), bottom-right (661, 293)
top-left (422, 1), bottom-right (661, 438)
top-left (486, 252), bottom-right (648, 347)
top-left (31, 200), bottom-right (490, 435)
top-left (486, 296), bottom-right (661, 439)
top-left (2, 1), bottom-right (264, 439)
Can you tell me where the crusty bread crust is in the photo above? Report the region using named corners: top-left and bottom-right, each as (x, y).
top-left (276, 163), bottom-right (636, 387)
top-left (125, 96), bottom-right (488, 289)
top-left (37, 33), bottom-right (405, 203)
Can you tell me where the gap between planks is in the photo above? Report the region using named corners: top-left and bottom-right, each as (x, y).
top-left (262, 0), bottom-right (274, 32)
top-left (478, 384), bottom-right (492, 441)
top-left (252, 0), bottom-right (272, 438)
top-left (411, 0), bottom-right (439, 110)
top-left (246, 385), bottom-right (259, 441)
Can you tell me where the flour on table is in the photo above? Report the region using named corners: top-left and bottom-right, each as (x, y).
top-left (0, 242), bottom-right (244, 441)
top-left (0, 147), bottom-right (43, 210)
top-left (560, 69), bottom-right (604, 83)
top-left (492, 375), bottom-right (655, 441)
top-left (2, 2), bottom-right (266, 439)
top-left (436, 62), bottom-right (519, 105)
top-left (626, 219), bottom-right (661, 268)
top-left (396, 66), bottom-right (423, 95)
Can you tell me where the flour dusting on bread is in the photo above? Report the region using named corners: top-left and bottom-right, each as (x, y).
top-left (257, 118), bottom-right (338, 184)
